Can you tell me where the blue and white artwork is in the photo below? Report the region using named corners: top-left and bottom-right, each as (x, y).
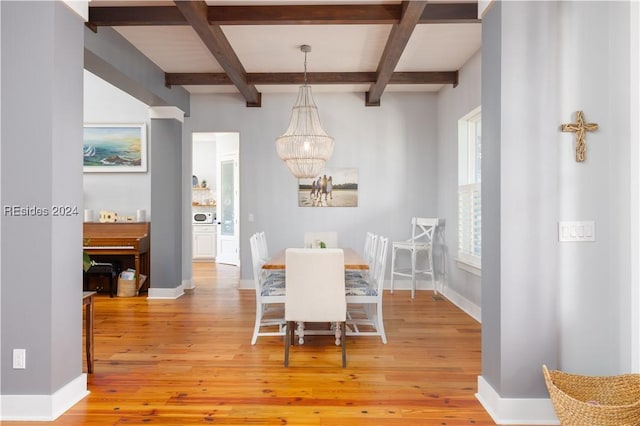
top-left (83, 124), bottom-right (147, 172)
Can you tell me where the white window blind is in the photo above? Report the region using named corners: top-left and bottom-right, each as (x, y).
top-left (457, 107), bottom-right (481, 272)
top-left (458, 183), bottom-right (481, 267)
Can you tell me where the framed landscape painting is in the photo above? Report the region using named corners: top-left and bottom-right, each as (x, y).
top-left (83, 124), bottom-right (147, 172)
top-left (298, 168), bottom-right (358, 207)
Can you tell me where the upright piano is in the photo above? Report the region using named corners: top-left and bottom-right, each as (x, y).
top-left (83, 222), bottom-right (150, 292)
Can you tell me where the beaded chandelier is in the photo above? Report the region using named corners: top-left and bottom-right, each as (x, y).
top-left (275, 45), bottom-right (334, 178)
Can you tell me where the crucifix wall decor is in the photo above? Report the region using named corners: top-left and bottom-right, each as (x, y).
top-left (561, 110), bottom-right (598, 162)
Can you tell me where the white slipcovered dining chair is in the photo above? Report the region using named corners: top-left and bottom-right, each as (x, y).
top-left (390, 217), bottom-right (438, 298)
top-left (250, 232), bottom-right (285, 344)
top-left (345, 235), bottom-right (388, 343)
top-left (284, 248), bottom-right (347, 368)
top-left (303, 231), bottom-right (338, 248)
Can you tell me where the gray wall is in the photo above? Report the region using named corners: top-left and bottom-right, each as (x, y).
top-left (182, 91), bottom-right (439, 283)
top-left (1, 0), bottom-right (84, 395)
top-left (480, 0), bottom-right (503, 395)
top-left (481, 0), bottom-right (634, 404)
top-left (436, 50), bottom-right (482, 314)
top-left (150, 118), bottom-right (183, 289)
top-left (556, 0), bottom-right (633, 374)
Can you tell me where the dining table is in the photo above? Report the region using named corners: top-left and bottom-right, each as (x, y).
top-left (261, 247), bottom-right (368, 345)
top-left (262, 247), bottom-right (368, 270)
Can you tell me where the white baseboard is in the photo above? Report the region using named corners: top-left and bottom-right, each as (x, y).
top-left (383, 279), bottom-right (482, 323)
top-left (476, 376), bottom-right (559, 425)
top-left (239, 279), bottom-right (254, 290)
top-left (440, 285), bottom-right (481, 323)
top-left (147, 284), bottom-right (185, 299)
top-left (182, 278), bottom-right (194, 290)
top-left (0, 374), bottom-right (89, 421)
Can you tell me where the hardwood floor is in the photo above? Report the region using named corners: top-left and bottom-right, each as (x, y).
top-left (8, 262), bottom-right (497, 425)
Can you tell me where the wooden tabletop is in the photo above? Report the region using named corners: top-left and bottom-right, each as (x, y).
top-left (262, 248), bottom-right (368, 270)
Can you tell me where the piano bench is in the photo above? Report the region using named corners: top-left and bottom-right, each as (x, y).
top-left (84, 262), bottom-right (120, 298)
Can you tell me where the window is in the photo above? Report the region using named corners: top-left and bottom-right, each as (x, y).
top-left (457, 107), bottom-right (481, 274)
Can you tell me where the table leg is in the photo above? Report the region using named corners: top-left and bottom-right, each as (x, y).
top-left (134, 253), bottom-right (141, 291)
top-left (85, 295), bottom-right (94, 374)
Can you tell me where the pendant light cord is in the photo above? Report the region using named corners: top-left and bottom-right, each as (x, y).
top-left (303, 49), bottom-right (308, 86)
top-left (300, 44), bottom-right (311, 86)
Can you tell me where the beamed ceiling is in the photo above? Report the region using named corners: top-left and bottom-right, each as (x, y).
top-left (87, 1), bottom-right (482, 107)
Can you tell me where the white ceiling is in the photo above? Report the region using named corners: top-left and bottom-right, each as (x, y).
top-left (90, 1), bottom-right (482, 95)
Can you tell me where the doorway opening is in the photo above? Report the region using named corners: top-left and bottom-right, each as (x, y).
top-left (191, 132), bottom-right (240, 274)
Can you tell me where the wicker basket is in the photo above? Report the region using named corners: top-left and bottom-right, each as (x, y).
top-left (117, 277), bottom-right (138, 297)
top-left (543, 364), bottom-right (640, 426)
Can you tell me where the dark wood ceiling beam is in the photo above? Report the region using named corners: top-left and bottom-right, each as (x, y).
top-left (366, 1), bottom-right (428, 107)
top-left (89, 6), bottom-right (187, 26)
top-left (208, 5), bottom-right (399, 25)
top-left (174, 0), bottom-right (261, 107)
top-left (166, 71), bottom-right (458, 87)
top-left (88, 3), bottom-right (479, 27)
top-left (419, 3), bottom-right (479, 23)
top-left (391, 71), bottom-right (458, 86)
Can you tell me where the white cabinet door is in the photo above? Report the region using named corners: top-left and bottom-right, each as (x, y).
top-left (193, 226), bottom-right (216, 260)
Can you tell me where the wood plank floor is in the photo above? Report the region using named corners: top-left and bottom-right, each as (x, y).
top-left (7, 262), bottom-right (498, 425)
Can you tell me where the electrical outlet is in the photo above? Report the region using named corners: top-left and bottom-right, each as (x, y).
top-left (13, 349), bottom-right (26, 369)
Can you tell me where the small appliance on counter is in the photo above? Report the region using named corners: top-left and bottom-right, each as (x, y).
top-left (193, 210), bottom-right (215, 224)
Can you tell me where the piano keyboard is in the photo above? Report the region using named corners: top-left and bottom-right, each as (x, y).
top-left (84, 246), bottom-right (134, 250)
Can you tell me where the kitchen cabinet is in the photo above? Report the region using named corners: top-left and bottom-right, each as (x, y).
top-left (193, 225), bottom-right (216, 260)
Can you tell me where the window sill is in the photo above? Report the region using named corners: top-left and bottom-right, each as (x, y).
top-left (456, 258), bottom-right (481, 276)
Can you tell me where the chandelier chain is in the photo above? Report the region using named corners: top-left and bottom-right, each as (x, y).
top-left (303, 50), bottom-right (308, 85)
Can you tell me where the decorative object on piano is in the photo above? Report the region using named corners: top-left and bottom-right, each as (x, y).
top-left (99, 210), bottom-right (118, 223)
top-left (83, 123), bottom-right (147, 172)
top-left (98, 210), bottom-right (140, 223)
top-left (84, 209), bottom-right (94, 222)
top-left (297, 168), bottom-right (358, 208)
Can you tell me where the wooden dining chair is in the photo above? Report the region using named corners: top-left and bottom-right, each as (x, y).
top-left (284, 248), bottom-right (347, 367)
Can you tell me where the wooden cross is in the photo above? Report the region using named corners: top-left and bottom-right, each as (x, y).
top-left (561, 111), bottom-right (598, 162)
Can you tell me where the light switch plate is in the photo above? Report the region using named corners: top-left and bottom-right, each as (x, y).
top-left (13, 349), bottom-right (26, 369)
top-left (558, 221), bottom-right (595, 242)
